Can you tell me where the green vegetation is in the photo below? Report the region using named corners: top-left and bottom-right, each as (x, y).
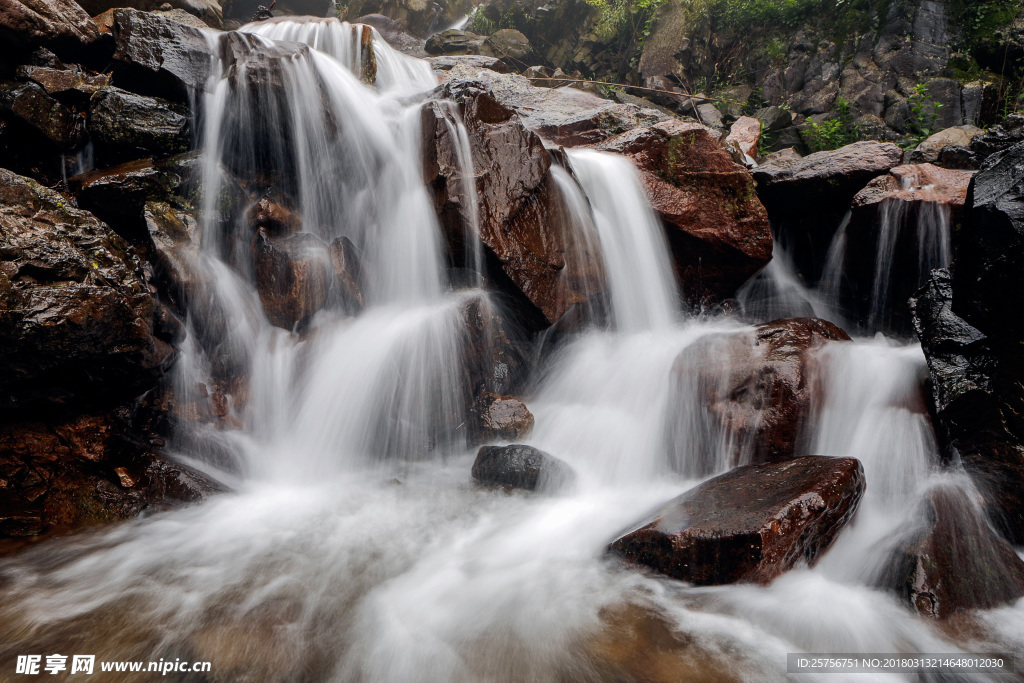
top-left (803, 97), bottom-right (860, 151)
top-left (900, 83), bottom-right (944, 150)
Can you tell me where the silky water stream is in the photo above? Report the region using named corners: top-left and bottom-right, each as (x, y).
top-left (0, 18), bottom-right (1020, 682)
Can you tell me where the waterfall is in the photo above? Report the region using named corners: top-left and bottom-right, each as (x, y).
top-left (0, 18), bottom-right (1019, 683)
top-left (565, 148), bottom-right (679, 332)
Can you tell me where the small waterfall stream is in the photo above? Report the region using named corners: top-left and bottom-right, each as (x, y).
top-left (0, 18), bottom-right (1020, 682)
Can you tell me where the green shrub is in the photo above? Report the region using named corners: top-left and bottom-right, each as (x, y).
top-left (900, 83), bottom-right (943, 149)
top-left (804, 97), bottom-right (860, 151)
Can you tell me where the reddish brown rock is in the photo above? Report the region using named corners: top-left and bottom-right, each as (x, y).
top-left (880, 483), bottom-right (1024, 619)
top-left (667, 318), bottom-right (851, 476)
top-left (609, 456), bottom-right (865, 585)
top-left (247, 195), bottom-right (302, 237)
top-left (0, 0), bottom-right (100, 52)
top-left (251, 228), bottom-right (332, 330)
top-left (724, 115), bottom-right (761, 167)
top-left (851, 163), bottom-right (973, 212)
top-left (143, 200), bottom-right (202, 312)
top-left (0, 168), bottom-right (174, 414)
top-left (594, 120), bottom-right (772, 307)
top-left (423, 82), bottom-right (602, 327)
top-left (470, 392), bottom-right (534, 444)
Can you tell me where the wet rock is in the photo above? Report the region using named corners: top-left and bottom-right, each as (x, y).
top-left (953, 141), bottom-right (1024, 341)
top-left (879, 483), bottom-right (1024, 619)
top-left (341, 0), bottom-right (473, 38)
top-left (460, 295), bottom-right (529, 397)
top-left (908, 125), bottom-right (984, 168)
top-left (841, 164), bottom-right (971, 333)
top-left (472, 444), bottom-right (573, 491)
top-left (753, 140), bottom-right (903, 282)
top-left (110, 7), bottom-right (212, 100)
top-left (251, 228), bottom-right (332, 330)
top-left (0, 411), bottom-right (222, 538)
top-left (723, 115), bottom-right (759, 167)
top-left (89, 86), bottom-right (191, 160)
top-left (327, 235), bottom-right (364, 314)
top-left (438, 66), bottom-right (667, 147)
top-left (970, 114), bottom-right (1024, 162)
top-left (247, 195), bottom-right (302, 236)
top-left (423, 81), bottom-right (602, 327)
top-left (15, 63), bottom-right (110, 97)
top-left (595, 120), bottom-right (772, 307)
top-left (0, 80), bottom-right (86, 150)
top-left (0, 0), bottom-right (100, 53)
top-left (70, 153), bottom-right (198, 239)
top-left (609, 456), bottom-right (865, 585)
top-left (143, 200), bottom-right (201, 312)
top-left (469, 392), bottom-right (534, 444)
top-left (754, 140), bottom-right (904, 214)
top-left (79, 0), bottom-right (222, 29)
top-left (0, 168), bottom-right (174, 414)
top-left (912, 270), bottom-right (1024, 545)
top-left (667, 318), bottom-right (850, 476)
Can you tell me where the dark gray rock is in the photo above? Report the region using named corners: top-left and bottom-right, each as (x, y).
top-left (89, 86), bottom-right (191, 159)
top-left (472, 444), bottom-right (574, 491)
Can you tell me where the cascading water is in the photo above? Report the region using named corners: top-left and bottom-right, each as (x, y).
top-left (0, 18), bottom-right (1020, 682)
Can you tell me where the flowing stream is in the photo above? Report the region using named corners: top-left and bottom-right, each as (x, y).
top-left (0, 18), bottom-right (1020, 682)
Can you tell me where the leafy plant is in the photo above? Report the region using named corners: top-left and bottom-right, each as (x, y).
top-left (803, 97), bottom-right (860, 151)
top-left (466, 7), bottom-right (496, 35)
top-left (901, 83), bottom-right (943, 149)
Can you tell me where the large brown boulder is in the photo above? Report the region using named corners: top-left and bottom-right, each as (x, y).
top-left (609, 456), bottom-right (865, 585)
top-left (0, 167), bottom-right (174, 414)
top-left (879, 483), bottom-right (1024, 619)
top-left (0, 0), bottom-right (100, 53)
top-left (594, 120), bottom-right (772, 307)
top-left (666, 318), bottom-right (851, 477)
top-left (423, 81), bottom-right (602, 328)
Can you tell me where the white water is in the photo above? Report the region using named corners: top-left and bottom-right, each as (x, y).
top-left (0, 18), bottom-right (1020, 683)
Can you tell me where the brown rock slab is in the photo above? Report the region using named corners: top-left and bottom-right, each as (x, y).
top-left (609, 455), bottom-right (865, 585)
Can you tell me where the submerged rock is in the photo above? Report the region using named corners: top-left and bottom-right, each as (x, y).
top-left (0, 167), bottom-right (174, 414)
top-left (879, 483), bottom-right (1024, 619)
top-left (472, 444), bottom-right (574, 491)
top-left (595, 120), bottom-right (772, 307)
top-left (667, 318), bottom-right (850, 476)
top-left (609, 456), bottom-right (865, 585)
